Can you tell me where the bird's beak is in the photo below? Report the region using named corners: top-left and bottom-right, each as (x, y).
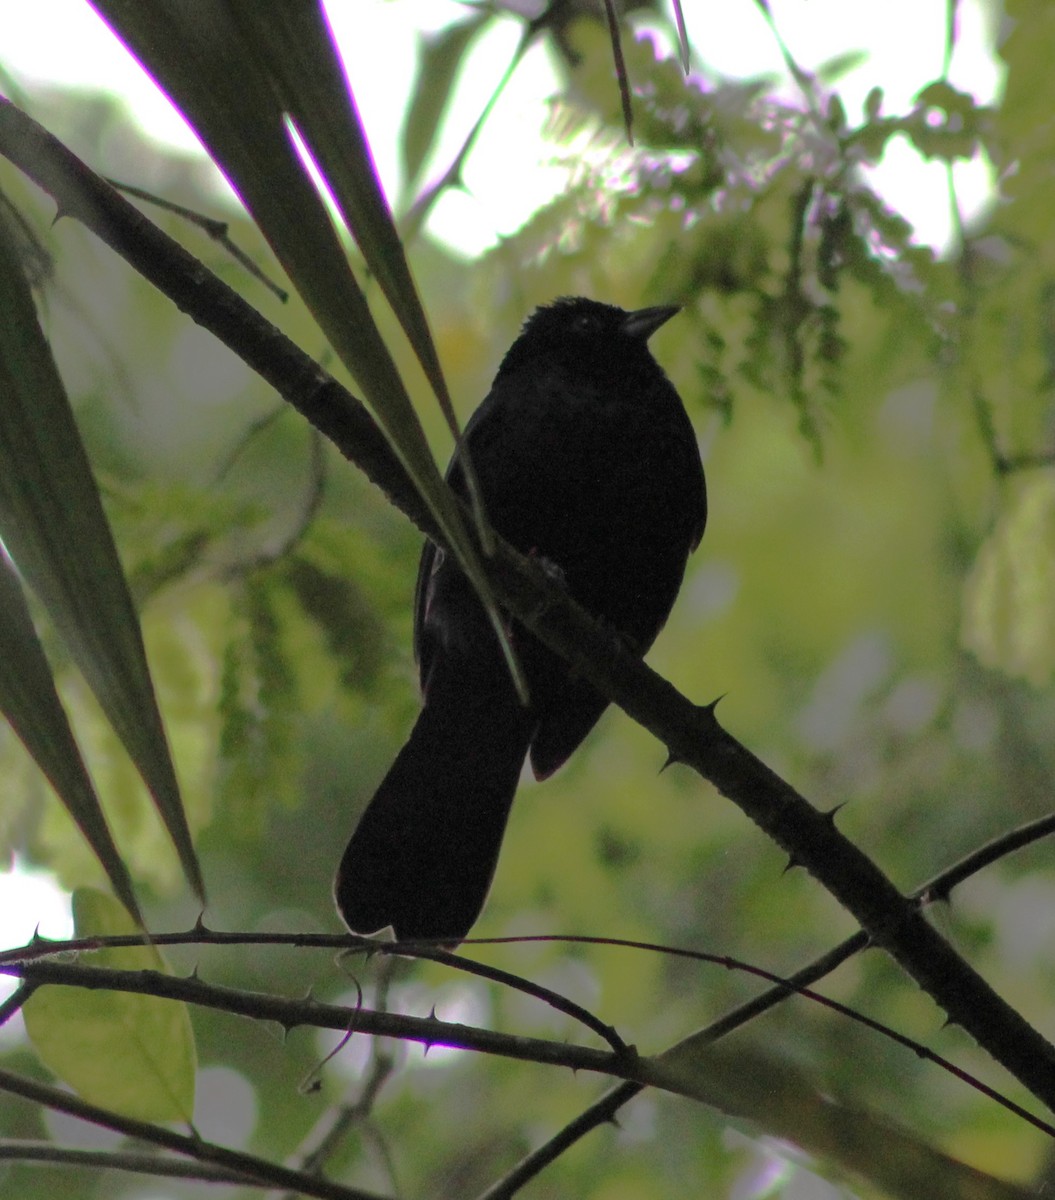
top-left (622, 305), bottom-right (680, 341)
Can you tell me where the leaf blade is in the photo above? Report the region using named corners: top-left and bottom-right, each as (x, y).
top-left (0, 551), bottom-right (142, 923)
top-left (0, 204), bottom-right (203, 902)
top-left (91, 0), bottom-right (527, 698)
top-left (23, 888), bottom-right (197, 1123)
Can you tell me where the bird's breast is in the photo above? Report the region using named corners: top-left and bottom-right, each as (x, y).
top-left (477, 390), bottom-right (701, 639)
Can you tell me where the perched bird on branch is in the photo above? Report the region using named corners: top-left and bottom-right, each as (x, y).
top-left (335, 297), bottom-right (706, 943)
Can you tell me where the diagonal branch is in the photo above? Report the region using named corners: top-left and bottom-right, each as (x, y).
top-left (0, 1063), bottom-right (390, 1200)
top-left (0, 1141), bottom-right (253, 1187)
top-left (480, 808), bottom-right (1055, 1195)
top-left (1, 96), bottom-right (1054, 1109)
top-left (2, 958), bottom-right (619, 1073)
top-left (0, 959), bottom-right (1037, 1200)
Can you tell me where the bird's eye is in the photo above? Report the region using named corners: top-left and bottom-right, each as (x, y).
top-left (573, 314), bottom-right (597, 334)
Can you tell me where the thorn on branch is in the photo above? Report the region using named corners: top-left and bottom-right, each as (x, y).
top-left (921, 884), bottom-right (953, 907)
top-left (659, 748), bottom-right (683, 773)
top-left (351, 935), bottom-right (385, 962)
top-left (614, 1041), bottom-right (640, 1064)
top-left (822, 803), bottom-right (847, 827)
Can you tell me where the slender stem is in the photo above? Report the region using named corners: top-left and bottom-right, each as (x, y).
top-left (0, 1141), bottom-right (251, 1185)
top-left (0, 1067), bottom-right (388, 1200)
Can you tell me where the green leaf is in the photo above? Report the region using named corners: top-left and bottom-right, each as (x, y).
top-left (91, 1), bottom-right (526, 699)
top-left (816, 49), bottom-right (868, 84)
top-left (23, 888), bottom-right (197, 1123)
top-left (0, 202), bottom-right (203, 902)
top-left (225, 3), bottom-right (512, 607)
top-left (403, 13), bottom-right (489, 192)
top-left (962, 468), bottom-right (1055, 686)
top-left (826, 93), bottom-right (848, 134)
top-left (915, 79), bottom-right (981, 119)
top-left (225, 1), bottom-right (456, 418)
top-left (864, 86), bottom-right (884, 121)
top-left (0, 552), bottom-right (141, 923)
top-left (89, 3), bottom-right (423, 459)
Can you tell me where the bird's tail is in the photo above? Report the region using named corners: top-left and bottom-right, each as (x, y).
top-left (334, 659), bottom-right (533, 943)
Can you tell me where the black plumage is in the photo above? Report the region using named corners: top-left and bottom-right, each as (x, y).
top-left (334, 297), bottom-right (706, 942)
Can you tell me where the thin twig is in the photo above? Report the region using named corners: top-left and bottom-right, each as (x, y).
top-left (601, 0), bottom-right (634, 143)
top-left (107, 177), bottom-right (288, 301)
top-left (370, 943), bottom-right (628, 1052)
top-left (1, 958), bottom-right (626, 1077)
top-left (282, 958), bottom-right (400, 1198)
top-left (476, 808), bottom-right (1055, 1197)
top-left (0, 1067), bottom-right (388, 1200)
top-left (0, 1140), bottom-right (252, 1185)
top-left (0, 981), bottom-right (36, 1025)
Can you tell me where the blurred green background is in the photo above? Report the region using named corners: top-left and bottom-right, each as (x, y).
top-left (2, 1), bottom-right (1055, 1197)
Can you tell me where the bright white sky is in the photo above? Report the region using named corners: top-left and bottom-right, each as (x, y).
top-left (0, 0), bottom-right (1002, 958)
top-left (3, 0), bottom-right (1001, 254)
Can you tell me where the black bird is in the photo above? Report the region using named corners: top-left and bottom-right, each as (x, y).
top-left (334, 297), bottom-right (706, 942)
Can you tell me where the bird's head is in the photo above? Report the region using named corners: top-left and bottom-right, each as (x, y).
top-left (496, 296), bottom-right (679, 382)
